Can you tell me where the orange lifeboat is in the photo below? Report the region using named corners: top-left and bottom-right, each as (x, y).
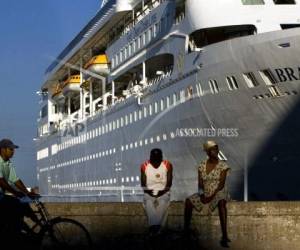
top-left (62, 75), bottom-right (81, 97)
top-left (84, 54), bottom-right (109, 76)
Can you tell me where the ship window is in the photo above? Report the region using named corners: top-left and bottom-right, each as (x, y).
top-left (135, 142), bottom-right (138, 148)
top-left (155, 102), bottom-right (158, 113)
top-left (129, 44), bottom-right (132, 56)
top-left (119, 51), bottom-right (123, 62)
top-left (140, 140), bottom-right (143, 146)
top-left (112, 58), bottom-right (115, 68)
top-left (209, 80), bottom-right (219, 94)
top-left (123, 49), bottom-right (126, 60)
top-left (163, 134), bottom-right (167, 140)
top-left (242, 0), bottom-right (265, 5)
top-left (121, 146), bottom-right (124, 151)
top-left (197, 82), bottom-right (204, 96)
top-left (150, 137), bottom-right (154, 143)
top-left (269, 86), bottom-right (283, 97)
top-left (98, 127), bottom-right (101, 135)
top-left (115, 55), bottom-right (118, 65)
top-left (125, 115), bottom-right (128, 125)
top-left (129, 113), bottom-right (133, 123)
top-left (149, 104), bottom-right (153, 115)
top-left (273, 0), bottom-right (296, 4)
top-left (138, 35), bottom-right (142, 49)
top-left (95, 129), bottom-right (98, 137)
top-left (105, 124), bottom-right (108, 133)
top-left (134, 111), bottom-right (137, 121)
top-left (156, 135), bottom-right (161, 142)
top-left (154, 23), bottom-right (158, 37)
top-left (143, 32), bottom-right (146, 45)
top-left (148, 28), bottom-right (152, 42)
top-left (259, 69), bottom-right (277, 85)
top-left (134, 39), bottom-right (137, 53)
top-left (226, 76), bottom-right (239, 90)
top-left (243, 72), bottom-right (259, 87)
top-left (109, 123), bottom-right (112, 131)
top-left (173, 93), bottom-right (177, 105)
top-left (186, 86), bottom-right (193, 99)
top-left (131, 42), bottom-right (135, 54)
top-left (166, 96), bottom-right (170, 108)
top-left (116, 119), bottom-right (119, 128)
top-left (152, 26), bottom-right (156, 39)
top-left (120, 117), bottom-right (124, 127)
top-left (180, 90), bottom-right (186, 102)
top-left (113, 121), bottom-right (115, 130)
top-left (145, 138), bottom-right (148, 145)
top-left (144, 107), bottom-right (147, 117)
top-left (161, 99), bottom-right (165, 111)
top-left (130, 143), bottom-right (133, 149)
top-left (139, 110), bottom-right (142, 119)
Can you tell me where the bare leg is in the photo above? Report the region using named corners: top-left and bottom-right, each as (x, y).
top-left (184, 198), bottom-right (194, 232)
top-left (218, 200), bottom-right (229, 241)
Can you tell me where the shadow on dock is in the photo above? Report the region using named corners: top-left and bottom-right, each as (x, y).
top-left (97, 230), bottom-right (202, 250)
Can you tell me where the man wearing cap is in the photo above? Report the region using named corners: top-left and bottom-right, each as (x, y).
top-left (141, 148), bottom-right (173, 236)
top-left (183, 141), bottom-right (231, 247)
top-left (0, 138), bottom-right (38, 239)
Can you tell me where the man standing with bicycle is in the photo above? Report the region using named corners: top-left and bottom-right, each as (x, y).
top-left (0, 138), bottom-right (39, 242)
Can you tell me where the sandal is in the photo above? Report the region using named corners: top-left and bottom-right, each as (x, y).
top-left (220, 238), bottom-right (230, 248)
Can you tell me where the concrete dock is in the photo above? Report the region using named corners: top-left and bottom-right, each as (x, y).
top-left (38, 201), bottom-right (300, 250)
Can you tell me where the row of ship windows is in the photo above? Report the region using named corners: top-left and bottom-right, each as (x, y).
top-left (242, 0), bottom-right (296, 4)
top-left (51, 69), bottom-right (283, 153)
top-left (112, 16), bottom-right (169, 69)
top-left (40, 132), bottom-right (174, 169)
top-left (51, 176), bottom-right (140, 189)
top-left (209, 69), bottom-right (288, 94)
top-left (40, 129), bottom-right (227, 172)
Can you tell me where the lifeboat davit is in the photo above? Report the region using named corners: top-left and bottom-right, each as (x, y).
top-left (62, 75), bottom-right (81, 97)
top-left (84, 55), bottom-right (109, 76)
top-left (52, 85), bottom-right (64, 104)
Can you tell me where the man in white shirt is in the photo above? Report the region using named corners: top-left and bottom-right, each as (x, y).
top-left (141, 148), bottom-right (173, 235)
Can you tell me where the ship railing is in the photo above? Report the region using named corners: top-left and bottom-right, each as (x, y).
top-left (147, 69), bottom-right (173, 86)
top-left (110, 0), bottom-right (166, 45)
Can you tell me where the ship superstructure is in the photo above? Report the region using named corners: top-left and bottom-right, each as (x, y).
top-left (37, 0), bottom-right (300, 202)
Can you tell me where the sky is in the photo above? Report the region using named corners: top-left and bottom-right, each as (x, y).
top-left (0, 0), bottom-right (101, 187)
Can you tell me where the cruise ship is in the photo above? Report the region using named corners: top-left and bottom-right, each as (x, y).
top-left (37, 0), bottom-right (300, 202)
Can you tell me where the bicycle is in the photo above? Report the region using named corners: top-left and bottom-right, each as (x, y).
top-left (20, 196), bottom-right (93, 250)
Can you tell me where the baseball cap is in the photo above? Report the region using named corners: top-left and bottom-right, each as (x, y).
top-left (0, 139), bottom-right (19, 149)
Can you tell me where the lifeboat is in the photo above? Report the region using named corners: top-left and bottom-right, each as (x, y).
top-left (62, 75), bottom-right (81, 97)
top-left (51, 85), bottom-right (64, 104)
top-left (84, 54), bottom-right (109, 76)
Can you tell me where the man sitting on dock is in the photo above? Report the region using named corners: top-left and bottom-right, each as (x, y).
top-left (141, 148), bottom-right (173, 236)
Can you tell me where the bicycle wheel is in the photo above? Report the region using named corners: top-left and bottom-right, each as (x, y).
top-left (40, 217), bottom-right (92, 250)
